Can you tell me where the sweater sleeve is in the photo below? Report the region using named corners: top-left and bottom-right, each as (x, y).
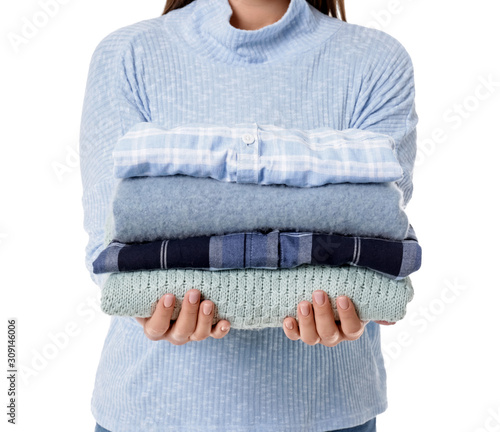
top-left (79, 30), bottom-right (150, 288)
top-left (348, 35), bottom-right (418, 208)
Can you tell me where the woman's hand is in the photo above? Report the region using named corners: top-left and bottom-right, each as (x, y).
top-left (135, 289), bottom-right (230, 345)
top-left (282, 290), bottom-right (394, 346)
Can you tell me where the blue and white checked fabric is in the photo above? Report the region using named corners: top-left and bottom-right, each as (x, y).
top-left (112, 121), bottom-right (404, 186)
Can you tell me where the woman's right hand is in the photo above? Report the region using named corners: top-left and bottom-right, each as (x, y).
top-left (135, 289), bottom-right (231, 345)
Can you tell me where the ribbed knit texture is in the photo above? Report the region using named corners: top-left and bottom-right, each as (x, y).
top-left (79, 0), bottom-right (418, 429)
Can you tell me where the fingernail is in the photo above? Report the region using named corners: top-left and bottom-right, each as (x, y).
top-left (164, 294), bottom-right (174, 308)
top-left (221, 325), bottom-right (229, 332)
top-left (300, 303), bottom-right (310, 316)
top-left (313, 291), bottom-right (325, 306)
top-left (376, 320), bottom-right (395, 326)
top-left (188, 290), bottom-right (200, 304)
top-left (285, 320), bottom-right (293, 330)
top-left (203, 302), bottom-right (213, 315)
top-left (337, 296), bottom-right (349, 310)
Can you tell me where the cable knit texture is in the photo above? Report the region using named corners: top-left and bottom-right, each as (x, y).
top-left (79, 0), bottom-right (419, 429)
top-left (102, 266), bottom-right (414, 327)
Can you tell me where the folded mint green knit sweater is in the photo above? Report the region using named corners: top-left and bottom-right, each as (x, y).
top-left (101, 265), bottom-right (413, 329)
top-left (100, 211), bottom-right (414, 328)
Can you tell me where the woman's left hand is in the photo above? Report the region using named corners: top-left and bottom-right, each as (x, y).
top-left (283, 290), bottom-right (394, 346)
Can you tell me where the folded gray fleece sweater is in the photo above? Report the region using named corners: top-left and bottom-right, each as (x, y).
top-left (111, 175), bottom-right (409, 242)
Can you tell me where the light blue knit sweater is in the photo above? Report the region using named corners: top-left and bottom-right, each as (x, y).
top-left (79, 0), bottom-right (418, 430)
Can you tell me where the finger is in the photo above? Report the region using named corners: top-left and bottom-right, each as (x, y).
top-left (311, 290), bottom-right (341, 347)
top-left (297, 301), bottom-right (320, 345)
top-left (143, 293), bottom-right (175, 341)
top-left (210, 319), bottom-right (231, 339)
top-left (282, 317), bottom-right (301, 341)
top-left (135, 317), bottom-right (146, 327)
top-left (336, 296), bottom-right (366, 341)
top-left (189, 300), bottom-right (215, 342)
top-left (168, 289), bottom-right (201, 343)
top-left (374, 320), bottom-right (396, 326)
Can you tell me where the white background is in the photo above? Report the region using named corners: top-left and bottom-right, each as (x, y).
top-left (1, 0), bottom-right (499, 431)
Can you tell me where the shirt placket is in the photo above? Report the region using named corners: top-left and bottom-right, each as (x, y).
top-left (236, 122), bottom-right (260, 184)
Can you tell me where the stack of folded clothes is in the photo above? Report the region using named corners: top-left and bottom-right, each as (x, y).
top-left (93, 122), bottom-right (422, 329)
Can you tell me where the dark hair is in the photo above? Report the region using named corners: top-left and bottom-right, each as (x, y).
top-left (162, 0), bottom-right (346, 22)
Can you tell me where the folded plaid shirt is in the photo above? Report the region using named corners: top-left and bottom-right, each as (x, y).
top-left (112, 122), bottom-right (404, 186)
top-left (93, 227), bottom-right (421, 279)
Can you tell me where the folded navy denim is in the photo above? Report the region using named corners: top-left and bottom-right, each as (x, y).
top-left (93, 226), bottom-right (421, 279)
top-left (111, 175), bottom-right (409, 243)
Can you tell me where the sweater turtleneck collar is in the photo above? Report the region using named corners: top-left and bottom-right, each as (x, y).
top-left (178, 0), bottom-right (342, 65)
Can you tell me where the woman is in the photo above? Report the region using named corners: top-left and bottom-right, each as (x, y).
top-left (80, 0), bottom-right (418, 430)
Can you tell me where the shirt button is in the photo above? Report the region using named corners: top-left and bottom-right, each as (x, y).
top-left (242, 133), bottom-right (255, 145)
